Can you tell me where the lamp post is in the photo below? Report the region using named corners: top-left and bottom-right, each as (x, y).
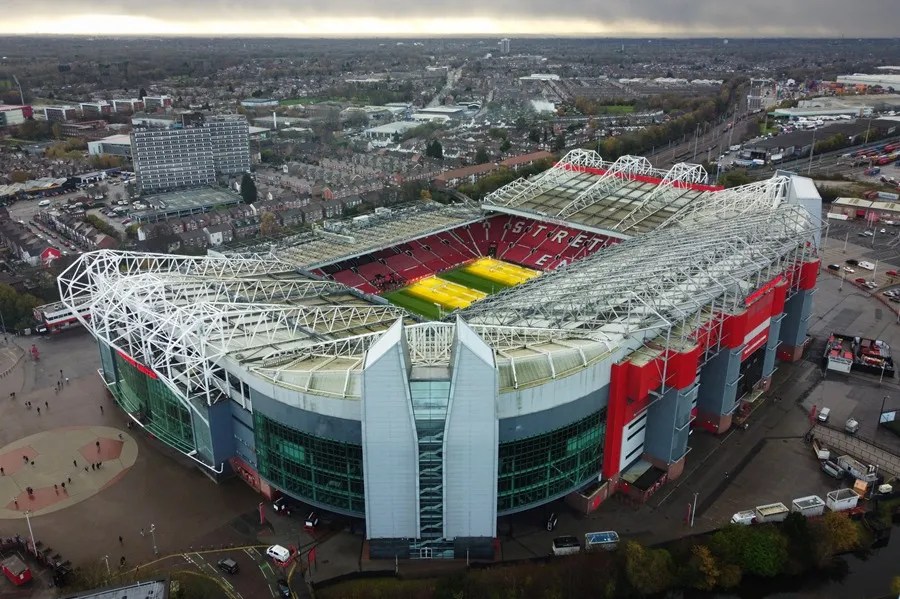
top-left (23, 510), bottom-right (36, 557)
top-left (148, 523), bottom-right (158, 556)
top-left (690, 492), bottom-right (699, 527)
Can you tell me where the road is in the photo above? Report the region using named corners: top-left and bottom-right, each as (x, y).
top-left (646, 108), bottom-right (755, 169)
top-left (427, 67), bottom-right (462, 109)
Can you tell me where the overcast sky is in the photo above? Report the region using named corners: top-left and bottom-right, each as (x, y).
top-left (1, 1), bottom-right (897, 37)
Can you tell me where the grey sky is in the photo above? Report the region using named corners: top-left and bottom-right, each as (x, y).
top-left (2, 0), bottom-right (898, 36)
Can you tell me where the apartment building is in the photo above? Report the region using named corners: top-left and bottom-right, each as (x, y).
top-left (131, 115), bottom-right (250, 194)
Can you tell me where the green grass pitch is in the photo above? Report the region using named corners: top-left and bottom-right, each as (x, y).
top-left (437, 267), bottom-right (513, 295)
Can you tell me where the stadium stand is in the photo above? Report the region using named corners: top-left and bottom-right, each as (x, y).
top-left (318, 214), bottom-right (619, 295)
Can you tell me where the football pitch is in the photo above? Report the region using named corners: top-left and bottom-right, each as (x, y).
top-left (383, 258), bottom-right (539, 319)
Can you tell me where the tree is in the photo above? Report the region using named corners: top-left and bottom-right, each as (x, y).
top-left (0, 284), bottom-right (43, 331)
top-left (528, 129), bottom-right (541, 143)
top-left (717, 170), bottom-right (753, 188)
top-left (240, 173), bottom-right (257, 203)
top-left (259, 212), bottom-right (281, 237)
top-left (499, 139), bottom-right (512, 153)
top-left (552, 132), bottom-right (567, 152)
top-left (820, 511), bottom-right (860, 554)
top-left (623, 541), bottom-right (675, 595)
top-left (138, 87), bottom-right (147, 100)
top-left (474, 146), bottom-right (490, 164)
top-left (710, 525), bottom-right (787, 579)
top-left (684, 544), bottom-right (721, 591)
top-left (425, 139), bottom-right (443, 160)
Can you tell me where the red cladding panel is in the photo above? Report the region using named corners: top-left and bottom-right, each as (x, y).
top-left (723, 311), bottom-right (749, 349)
top-left (745, 292), bottom-right (774, 333)
top-left (799, 260), bottom-right (820, 291)
top-left (602, 362), bottom-right (629, 479)
top-left (626, 358), bottom-right (662, 406)
top-left (771, 281), bottom-right (788, 315)
top-left (668, 345), bottom-right (701, 389)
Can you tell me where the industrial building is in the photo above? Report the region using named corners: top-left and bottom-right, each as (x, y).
top-left (87, 134), bottom-right (132, 158)
top-left (131, 114), bottom-right (250, 193)
top-left (39, 105), bottom-right (78, 122)
top-left (0, 105), bottom-right (26, 127)
top-left (60, 150), bottom-right (821, 560)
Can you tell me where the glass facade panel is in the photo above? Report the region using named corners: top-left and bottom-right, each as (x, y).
top-left (254, 412), bottom-right (365, 515)
top-left (497, 409), bottom-right (606, 514)
top-left (108, 351), bottom-right (196, 454)
top-left (409, 380), bottom-right (453, 558)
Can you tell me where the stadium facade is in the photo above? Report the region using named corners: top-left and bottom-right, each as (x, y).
top-left (60, 150), bottom-right (822, 560)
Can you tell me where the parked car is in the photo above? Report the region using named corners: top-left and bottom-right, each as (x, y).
top-left (845, 418), bottom-right (860, 434)
top-left (217, 557), bottom-right (239, 575)
top-left (844, 267), bottom-right (855, 273)
top-left (276, 578), bottom-right (291, 598)
top-left (828, 264), bottom-right (840, 271)
top-left (817, 407), bottom-right (831, 422)
top-left (846, 259), bottom-right (859, 266)
top-left (266, 545), bottom-right (291, 564)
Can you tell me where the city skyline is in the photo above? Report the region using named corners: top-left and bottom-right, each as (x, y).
top-left (0, 0), bottom-right (897, 37)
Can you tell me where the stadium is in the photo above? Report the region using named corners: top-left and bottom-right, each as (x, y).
top-left (59, 149), bottom-right (822, 559)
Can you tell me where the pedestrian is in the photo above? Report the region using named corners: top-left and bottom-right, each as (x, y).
top-left (98, 461), bottom-right (102, 468)
top-left (30, 461), bottom-right (34, 466)
top-left (65, 377), bottom-right (69, 384)
top-left (84, 466), bottom-right (88, 472)
top-left (119, 535), bottom-right (123, 544)
top-left (100, 405), bottom-right (104, 415)
top-left (96, 440), bottom-right (100, 450)
top-left (61, 482), bottom-right (66, 490)
top-left (140, 528), bottom-right (144, 537)
top-left (13, 499), bottom-right (17, 508)
top-left (59, 369), bottom-right (63, 377)
top-left (36, 407), bottom-right (40, 415)
top-left (67, 477), bottom-right (71, 484)
top-left (91, 463), bottom-right (95, 471)
top-left (0, 467), bottom-right (4, 476)
top-left (44, 401), bottom-right (48, 409)
top-left (22, 455), bottom-right (27, 463)
top-left (120, 555), bottom-right (125, 567)
top-left (73, 459), bottom-right (77, 468)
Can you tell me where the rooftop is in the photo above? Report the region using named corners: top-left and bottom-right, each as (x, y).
top-left (59, 153), bottom-right (821, 401)
top-left (135, 188), bottom-right (244, 222)
top-left (62, 579), bottom-right (168, 599)
top-left (482, 150), bottom-right (723, 236)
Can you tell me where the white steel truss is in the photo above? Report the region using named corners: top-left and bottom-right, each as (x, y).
top-left (463, 204), bottom-right (819, 345)
top-left (658, 175), bottom-right (790, 231)
top-left (614, 162), bottom-right (708, 232)
top-left (556, 154), bottom-right (655, 218)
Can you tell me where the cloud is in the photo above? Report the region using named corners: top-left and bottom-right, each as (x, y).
top-left (1, 0), bottom-right (897, 36)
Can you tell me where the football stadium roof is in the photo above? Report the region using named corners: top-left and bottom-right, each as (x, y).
top-left (59, 152), bottom-right (821, 402)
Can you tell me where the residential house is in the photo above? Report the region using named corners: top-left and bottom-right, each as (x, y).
top-left (204, 223), bottom-right (234, 247)
top-left (281, 208), bottom-right (305, 228)
top-left (178, 229), bottom-right (209, 250)
top-left (232, 216), bottom-right (260, 239)
top-left (300, 205), bottom-right (324, 224)
top-left (499, 150), bottom-right (555, 171)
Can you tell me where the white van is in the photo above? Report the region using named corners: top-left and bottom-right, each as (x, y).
top-left (266, 545), bottom-right (291, 563)
top-left (38, 199), bottom-right (51, 207)
top-left (817, 407), bottom-right (831, 422)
